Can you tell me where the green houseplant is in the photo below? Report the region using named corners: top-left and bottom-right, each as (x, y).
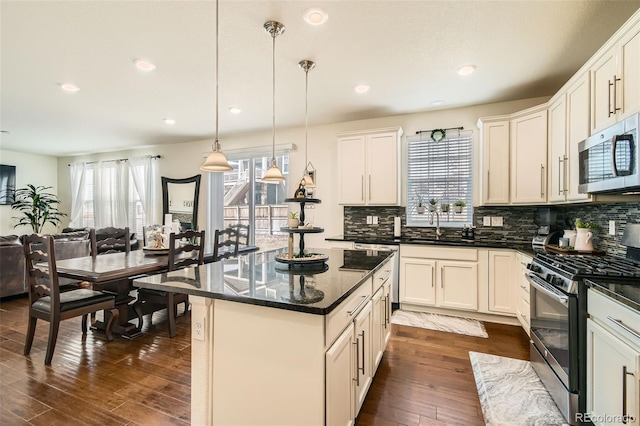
top-left (11, 185), bottom-right (67, 233)
top-left (428, 198), bottom-right (438, 212)
top-left (453, 200), bottom-right (466, 213)
top-left (575, 218), bottom-right (598, 229)
top-left (415, 193), bottom-right (425, 214)
top-left (288, 211), bottom-right (299, 228)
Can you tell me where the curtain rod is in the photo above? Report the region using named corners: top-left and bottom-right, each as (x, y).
top-left (415, 126), bottom-right (464, 134)
top-left (68, 155), bottom-right (161, 167)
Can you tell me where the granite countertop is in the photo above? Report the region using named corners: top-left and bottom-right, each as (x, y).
top-left (133, 247), bottom-right (392, 315)
top-left (585, 278), bottom-right (640, 313)
top-left (326, 234), bottom-right (537, 257)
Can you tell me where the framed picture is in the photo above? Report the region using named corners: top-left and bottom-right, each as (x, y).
top-left (0, 164), bottom-right (16, 205)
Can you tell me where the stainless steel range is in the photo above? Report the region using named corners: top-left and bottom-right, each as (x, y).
top-left (526, 240), bottom-right (640, 425)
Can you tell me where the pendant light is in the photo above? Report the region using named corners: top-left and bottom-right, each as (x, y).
top-left (200, 0), bottom-right (232, 172)
top-left (262, 21), bottom-right (286, 182)
top-left (299, 59), bottom-right (316, 188)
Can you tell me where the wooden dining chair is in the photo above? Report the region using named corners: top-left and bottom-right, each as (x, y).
top-left (213, 227), bottom-right (239, 261)
top-left (230, 223), bottom-right (250, 247)
top-left (136, 230), bottom-right (205, 337)
top-left (90, 227), bottom-right (131, 256)
top-left (23, 234), bottom-right (119, 365)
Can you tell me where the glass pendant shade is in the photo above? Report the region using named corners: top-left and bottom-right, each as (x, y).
top-left (262, 158), bottom-right (285, 182)
top-left (200, 143), bottom-right (232, 172)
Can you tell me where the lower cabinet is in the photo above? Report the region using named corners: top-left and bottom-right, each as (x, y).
top-left (515, 253), bottom-right (532, 335)
top-left (354, 300), bottom-right (373, 414)
top-left (326, 323), bottom-right (355, 426)
top-left (488, 250), bottom-right (517, 315)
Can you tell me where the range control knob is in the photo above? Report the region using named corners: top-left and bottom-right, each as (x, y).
top-left (527, 263), bottom-right (540, 273)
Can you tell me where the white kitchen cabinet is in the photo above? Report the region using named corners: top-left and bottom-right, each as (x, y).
top-left (487, 250), bottom-right (516, 315)
top-left (353, 300), bottom-right (373, 415)
top-left (510, 106), bottom-right (548, 204)
top-left (326, 322), bottom-right (355, 426)
top-left (515, 253), bottom-right (532, 335)
top-left (587, 289), bottom-right (640, 426)
top-left (371, 287), bottom-right (383, 369)
top-left (382, 280), bottom-right (392, 348)
top-left (479, 118), bottom-right (510, 205)
top-left (548, 95), bottom-right (568, 203)
top-left (400, 246), bottom-right (478, 312)
top-left (565, 73), bottom-right (592, 202)
top-left (337, 127), bottom-right (403, 205)
top-left (590, 15), bottom-right (640, 134)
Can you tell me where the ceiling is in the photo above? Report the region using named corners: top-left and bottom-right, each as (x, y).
top-left (1, 1), bottom-right (638, 157)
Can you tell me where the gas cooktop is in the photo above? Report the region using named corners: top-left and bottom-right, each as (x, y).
top-left (535, 252), bottom-right (640, 279)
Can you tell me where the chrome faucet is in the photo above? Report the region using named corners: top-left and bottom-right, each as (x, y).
top-left (430, 211), bottom-right (444, 240)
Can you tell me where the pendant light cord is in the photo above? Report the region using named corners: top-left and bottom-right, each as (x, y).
top-left (271, 33), bottom-right (276, 163)
top-left (214, 0), bottom-right (219, 150)
top-left (304, 66), bottom-right (309, 167)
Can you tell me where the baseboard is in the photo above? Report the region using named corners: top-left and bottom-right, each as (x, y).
top-left (399, 303), bottom-right (522, 327)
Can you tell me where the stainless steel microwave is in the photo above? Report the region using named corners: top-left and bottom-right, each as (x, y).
top-left (578, 113), bottom-right (639, 194)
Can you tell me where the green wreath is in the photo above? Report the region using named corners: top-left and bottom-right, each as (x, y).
top-left (431, 129), bottom-right (446, 142)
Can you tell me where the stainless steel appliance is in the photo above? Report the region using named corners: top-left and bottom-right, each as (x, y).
top-left (532, 207), bottom-right (562, 247)
top-left (526, 228), bottom-right (640, 425)
top-left (353, 243), bottom-right (399, 305)
top-left (578, 113), bottom-right (639, 194)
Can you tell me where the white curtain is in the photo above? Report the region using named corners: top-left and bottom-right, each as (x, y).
top-left (129, 156), bottom-right (158, 226)
top-left (93, 160), bottom-right (129, 228)
top-left (68, 162), bottom-right (87, 227)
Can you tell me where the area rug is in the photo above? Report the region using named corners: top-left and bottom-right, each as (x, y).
top-left (469, 351), bottom-right (568, 426)
top-left (390, 309), bottom-right (488, 338)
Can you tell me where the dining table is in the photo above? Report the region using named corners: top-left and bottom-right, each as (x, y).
top-left (53, 245), bottom-right (260, 339)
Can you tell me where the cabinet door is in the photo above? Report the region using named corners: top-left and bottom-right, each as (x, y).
top-left (587, 319), bottom-right (639, 426)
top-left (326, 323), bottom-right (355, 426)
top-left (591, 49), bottom-right (618, 134)
top-left (437, 261), bottom-right (478, 311)
top-left (619, 21), bottom-right (640, 120)
top-left (382, 280), bottom-right (392, 348)
top-left (366, 132), bottom-right (399, 205)
top-left (399, 257), bottom-right (436, 306)
top-left (371, 287), bottom-right (384, 370)
top-left (338, 136), bottom-right (366, 205)
top-left (566, 73), bottom-right (591, 202)
top-left (548, 96), bottom-right (567, 203)
top-left (488, 251), bottom-right (517, 315)
top-left (510, 110), bottom-right (548, 204)
top-left (354, 301), bottom-right (373, 416)
top-left (481, 120), bottom-right (510, 204)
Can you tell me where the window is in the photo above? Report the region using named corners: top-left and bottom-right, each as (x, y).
top-left (406, 130), bottom-right (473, 226)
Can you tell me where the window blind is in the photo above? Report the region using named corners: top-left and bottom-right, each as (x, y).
top-left (406, 130), bottom-right (473, 226)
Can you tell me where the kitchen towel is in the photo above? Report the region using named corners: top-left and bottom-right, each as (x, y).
top-left (469, 351), bottom-right (568, 426)
top-left (390, 310), bottom-right (488, 338)
top-left (393, 217), bottom-right (401, 237)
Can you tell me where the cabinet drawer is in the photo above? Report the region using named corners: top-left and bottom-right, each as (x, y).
top-left (372, 260), bottom-right (393, 291)
top-left (400, 245), bottom-right (477, 261)
top-left (326, 277), bottom-right (373, 347)
top-left (588, 289), bottom-right (640, 346)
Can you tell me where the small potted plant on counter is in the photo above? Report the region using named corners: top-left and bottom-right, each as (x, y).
top-left (453, 200), bottom-right (466, 213)
top-left (441, 203), bottom-right (450, 213)
top-left (428, 198), bottom-right (438, 212)
top-left (574, 218), bottom-right (598, 252)
top-left (288, 212), bottom-right (299, 228)
top-left (416, 193), bottom-right (426, 214)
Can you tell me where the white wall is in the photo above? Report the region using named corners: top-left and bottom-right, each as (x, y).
top-left (56, 96), bottom-right (549, 248)
top-left (0, 149), bottom-right (59, 235)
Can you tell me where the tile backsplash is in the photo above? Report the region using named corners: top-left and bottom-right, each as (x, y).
top-left (344, 202), bottom-right (640, 257)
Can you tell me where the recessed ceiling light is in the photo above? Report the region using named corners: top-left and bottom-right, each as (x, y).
top-left (135, 59), bottom-right (156, 71)
top-left (163, 118), bottom-right (176, 125)
top-left (457, 65), bottom-right (476, 76)
top-left (354, 84), bottom-right (370, 94)
top-left (303, 7), bottom-right (328, 25)
top-left (432, 100), bottom-right (445, 106)
top-left (229, 107), bottom-right (242, 114)
top-left (59, 83), bottom-right (80, 92)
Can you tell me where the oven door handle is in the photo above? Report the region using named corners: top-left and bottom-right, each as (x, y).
top-left (525, 274), bottom-right (569, 307)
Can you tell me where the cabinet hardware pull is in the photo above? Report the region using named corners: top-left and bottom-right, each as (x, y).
top-left (382, 296), bottom-right (387, 328)
top-left (613, 75), bottom-right (621, 113)
top-left (558, 156), bottom-right (564, 196)
top-left (608, 79), bottom-right (614, 117)
top-left (622, 365), bottom-right (634, 424)
top-left (441, 266), bottom-right (444, 288)
top-left (431, 267), bottom-right (435, 287)
top-left (607, 316), bottom-right (640, 339)
top-left (563, 155), bottom-right (568, 194)
top-left (359, 331), bottom-right (366, 375)
top-left (540, 165), bottom-right (545, 197)
top-left (368, 175), bottom-right (372, 200)
top-left (487, 170), bottom-right (490, 199)
top-left (348, 296), bottom-right (368, 316)
top-left (361, 175), bottom-right (365, 201)
top-left (353, 339), bottom-right (360, 386)
top-left (520, 285), bottom-right (528, 290)
top-left (387, 295), bottom-right (391, 326)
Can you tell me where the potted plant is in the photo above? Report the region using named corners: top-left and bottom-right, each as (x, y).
top-left (441, 203), bottom-right (450, 213)
top-left (574, 219), bottom-right (598, 252)
top-left (428, 198), bottom-right (438, 212)
top-left (288, 211), bottom-right (300, 228)
top-left (453, 200), bottom-right (466, 213)
top-left (11, 184), bottom-right (67, 233)
top-left (416, 193), bottom-right (425, 214)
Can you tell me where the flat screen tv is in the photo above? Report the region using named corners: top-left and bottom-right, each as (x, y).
top-left (0, 164), bottom-right (16, 205)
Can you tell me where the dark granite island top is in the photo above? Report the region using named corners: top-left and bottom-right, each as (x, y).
top-left (133, 247), bottom-right (392, 315)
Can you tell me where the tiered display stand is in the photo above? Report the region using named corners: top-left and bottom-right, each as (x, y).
top-left (276, 197), bottom-right (327, 269)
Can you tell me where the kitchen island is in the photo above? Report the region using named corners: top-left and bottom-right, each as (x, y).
top-left (133, 247), bottom-right (394, 425)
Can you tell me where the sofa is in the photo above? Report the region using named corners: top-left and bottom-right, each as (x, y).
top-left (0, 230), bottom-right (93, 298)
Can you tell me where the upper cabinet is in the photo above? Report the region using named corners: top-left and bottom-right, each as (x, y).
top-left (510, 106), bottom-right (548, 204)
top-left (590, 14), bottom-right (640, 134)
top-left (337, 127), bottom-right (403, 205)
top-left (480, 118), bottom-right (510, 205)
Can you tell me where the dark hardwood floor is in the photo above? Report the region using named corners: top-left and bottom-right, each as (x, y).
top-left (0, 295), bottom-right (529, 425)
